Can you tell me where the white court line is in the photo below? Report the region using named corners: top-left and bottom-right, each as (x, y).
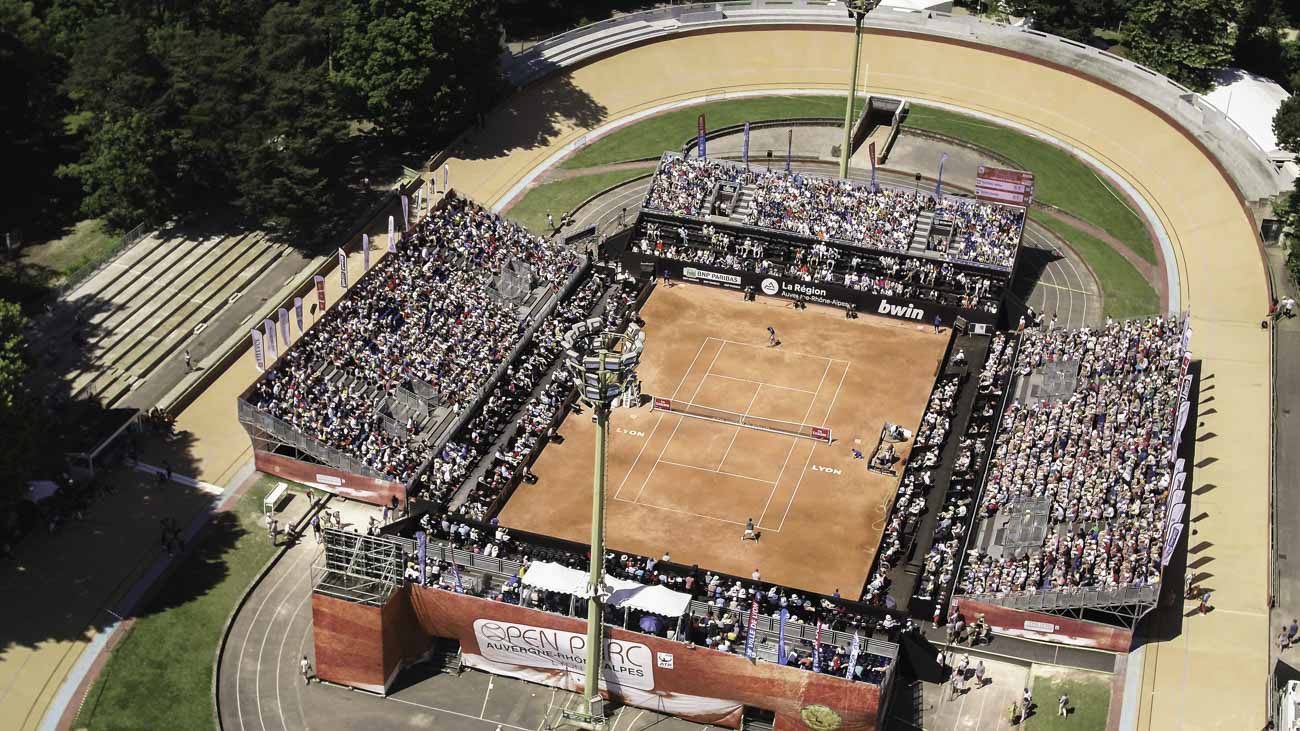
top-left (658, 460), bottom-right (774, 484)
top-left (632, 341), bottom-right (726, 504)
top-left (716, 383), bottom-right (762, 470)
top-left (757, 359), bottom-right (833, 529)
top-left (714, 337), bottom-right (850, 364)
top-left (610, 495), bottom-right (751, 527)
top-left (776, 362), bottom-right (850, 532)
top-left (613, 336), bottom-right (712, 499)
top-left (704, 373), bottom-right (816, 394)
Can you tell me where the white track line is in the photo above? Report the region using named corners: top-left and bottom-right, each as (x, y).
top-left (383, 695), bottom-right (534, 731)
top-left (658, 460), bottom-right (774, 484)
top-left (256, 564), bottom-right (312, 731)
top-left (275, 590), bottom-right (312, 730)
top-left (776, 363), bottom-right (850, 532)
top-left (716, 384), bottom-right (762, 470)
top-left (613, 336), bottom-right (711, 499)
top-left (237, 547), bottom-right (312, 731)
top-left (632, 341), bottom-right (725, 504)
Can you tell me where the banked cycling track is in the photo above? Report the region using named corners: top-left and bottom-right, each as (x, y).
top-left (434, 17), bottom-right (1273, 731)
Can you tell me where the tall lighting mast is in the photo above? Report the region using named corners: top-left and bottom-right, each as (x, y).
top-left (559, 317), bottom-right (644, 730)
top-left (839, 0), bottom-right (880, 179)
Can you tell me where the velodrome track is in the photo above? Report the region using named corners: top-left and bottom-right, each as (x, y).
top-left (97, 17), bottom-right (1269, 731)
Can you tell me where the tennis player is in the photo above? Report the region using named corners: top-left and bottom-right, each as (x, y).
top-left (767, 326), bottom-right (777, 347)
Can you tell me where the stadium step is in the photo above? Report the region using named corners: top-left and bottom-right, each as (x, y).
top-left (86, 237), bottom-right (287, 405)
top-left (731, 185), bottom-right (755, 221)
top-left (70, 233), bottom-right (267, 392)
top-left (909, 209), bottom-right (935, 254)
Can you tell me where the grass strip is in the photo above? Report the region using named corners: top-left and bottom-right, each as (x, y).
top-left (1025, 667), bottom-right (1112, 730)
top-left (560, 95), bottom-right (862, 170)
top-left (1031, 210), bottom-right (1159, 320)
top-left (904, 105), bottom-right (1155, 265)
top-left (74, 478), bottom-right (284, 730)
top-left (506, 167), bottom-right (656, 234)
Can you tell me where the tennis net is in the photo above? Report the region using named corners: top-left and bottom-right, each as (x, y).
top-left (651, 397), bottom-right (831, 443)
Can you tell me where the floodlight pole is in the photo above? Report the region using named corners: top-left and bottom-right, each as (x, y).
top-left (583, 376), bottom-right (611, 722)
top-left (839, 2), bottom-right (873, 180)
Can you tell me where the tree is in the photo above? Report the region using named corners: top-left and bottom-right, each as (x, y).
top-left (0, 299), bottom-right (39, 509)
top-left (336, 0), bottom-right (503, 137)
top-left (60, 111), bottom-right (169, 227)
top-left (1275, 93), bottom-right (1300, 158)
top-left (1123, 0), bottom-right (1235, 92)
top-left (236, 0), bottom-right (348, 240)
top-left (1006, 0), bottom-right (1105, 43)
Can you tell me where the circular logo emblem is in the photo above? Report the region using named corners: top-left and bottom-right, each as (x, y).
top-left (760, 278), bottom-right (780, 296)
top-left (799, 704), bottom-right (843, 731)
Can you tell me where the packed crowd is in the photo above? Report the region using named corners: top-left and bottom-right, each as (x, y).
top-left (635, 222), bottom-right (1001, 313)
top-left (959, 317), bottom-right (1184, 596)
top-left (438, 273), bottom-right (636, 519)
top-left (642, 156), bottom-right (1023, 269)
top-left (247, 198), bottom-right (579, 482)
top-left (930, 197), bottom-right (1025, 268)
top-left (412, 516), bottom-right (907, 685)
top-left (913, 333), bottom-right (1016, 607)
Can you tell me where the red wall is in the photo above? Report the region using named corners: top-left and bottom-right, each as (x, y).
top-left (312, 585), bottom-right (887, 729)
top-left (254, 450), bottom-right (405, 507)
top-left (953, 597), bottom-right (1133, 652)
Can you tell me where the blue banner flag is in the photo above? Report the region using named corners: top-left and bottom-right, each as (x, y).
top-left (697, 114), bottom-right (707, 159)
top-left (935, 152), bottom-right (949, 199)
top-left (786, 129), bottom-right (793, 173)
top-left (812, 621), bottom-right (823, 673)
top-left (742, 122), bottom-right (751, 166)
top-left (778, 607), bottom-right (788, 664)
top-left (417, 530), bottom-right (427, 586)
top-left (451, 560), bottom-right (464, 593)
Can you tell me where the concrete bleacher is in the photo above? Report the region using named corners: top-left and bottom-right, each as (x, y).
top-left (57, 229), bottom-right (289, 406)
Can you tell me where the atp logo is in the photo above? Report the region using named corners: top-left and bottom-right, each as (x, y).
top-left (760, 278), bottom-right (780, 296)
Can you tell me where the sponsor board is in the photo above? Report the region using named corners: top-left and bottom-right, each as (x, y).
top-left (975, 166), bottom-right (1034, 207)
top-left (474, 619), bottom-right (654, 690)
top-left (811, 426), bottom-right (832, 442)
top-left (876, 299), bottom-right (926, 321)
top-left (683, 266), bottom-right (743, 287)
top-left (653, 397), bottom-right (673, 411)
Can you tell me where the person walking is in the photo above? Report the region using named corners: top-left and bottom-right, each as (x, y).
top-left (184, 349), bottom-right (193, 371)
top-left (311, 514), bottom-right (322, 544)
top-left (974, 660), bottom-right (986, 688)
top-left (300, 655), bottom-right (313, 685)
top-left (270, 518), bottom-right (279, 547)
top-left (1057, 693), bottom-right (1069, 717)
top-left (546, 211), bottom-right (555, 230)
top-left (767, 326), bottom-right (778, 347)
top-left (933, 314), bottom-right (942, 334)
top-left (1199, 591), bottom-right (1213, 614)
top-left (1288, 619), bottom-right (1298, 647)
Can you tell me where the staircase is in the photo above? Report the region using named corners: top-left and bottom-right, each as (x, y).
top-left (909, 210), bottom-right (935, 255)
top-left (730, 184), bottom-right (756, 222)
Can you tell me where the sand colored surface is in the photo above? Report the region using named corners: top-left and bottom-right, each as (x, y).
top-left (16, 23), bottom-right (1266, 731)
top-left (502, 282), bottom-right (946, 595)
top-left (437, 29), bottom-right (1268, 728)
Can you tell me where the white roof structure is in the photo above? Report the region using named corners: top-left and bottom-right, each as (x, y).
top-left (1204, 68), bottom-right (1299, 185)
top-left (521, 561), bottom-right (692, 617)
top-left (875, 0), bottom-right (954, 12)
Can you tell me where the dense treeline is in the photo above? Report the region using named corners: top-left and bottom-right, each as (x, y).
top-left (0, 0), bottom-right (502, 244)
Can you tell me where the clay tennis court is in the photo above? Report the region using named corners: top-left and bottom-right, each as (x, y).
top-left (499, 282), bottom-right (948, 596)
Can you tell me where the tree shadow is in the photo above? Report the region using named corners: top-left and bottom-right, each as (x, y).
top-left (456, 73), bottom-right (608, 162)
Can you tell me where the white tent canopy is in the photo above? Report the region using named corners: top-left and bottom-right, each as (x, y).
top-left (521, 561), bottom-right (692, 618)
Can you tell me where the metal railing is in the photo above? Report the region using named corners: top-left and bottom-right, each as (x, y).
top-left (237, 399), bottom-right (384, 479)
top-left (961, 584), bottom-right (1159, 612)
top-left (314, 529), bottom-right (405, 605)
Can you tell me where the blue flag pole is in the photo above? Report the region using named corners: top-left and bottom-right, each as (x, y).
top-left (742, 122), bottom-right (751, 167)
top-left (935, 153), bottom-right (949, 199)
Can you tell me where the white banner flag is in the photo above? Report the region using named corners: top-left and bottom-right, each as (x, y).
top-left (250, 329), bottom-right (265, 371)
top-left (338, 248), bottom-right (349, 289)
top-left (1167, 503), bottom-right (1185, 529)
top-left (278, 308), bottom-right (290, 347)
top-left (388, 215), bottom-right (396, 252)
top-left (402, 195), bottom-right (409, 231)
top-left (294, 297), bottom-right (304, 333)
top-left (1161, 524), bottom-right (1183, 566)
top-left (263, 319), bottom-right (278, 361)
top-left (362, 233), bottom-right (370, 271)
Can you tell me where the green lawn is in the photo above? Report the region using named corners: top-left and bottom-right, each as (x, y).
top-left (560, 95), bottom-right (863, 169)
top-left (506, 167), bottom-right (656, 234)
top-left (1031, 210), bottom-right (1159, 320)
top-left (905, 105), bottom-right (1155, 265)
top-left (75, 477), bottom-right (286, 730)
top-left (1025, 667), bottom-right (1111, 730)
top-left (21, 218), bottom-right (124, 285)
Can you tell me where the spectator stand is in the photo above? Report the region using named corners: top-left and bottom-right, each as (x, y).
top-left (951, 316), bottom-right (1193, 636)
